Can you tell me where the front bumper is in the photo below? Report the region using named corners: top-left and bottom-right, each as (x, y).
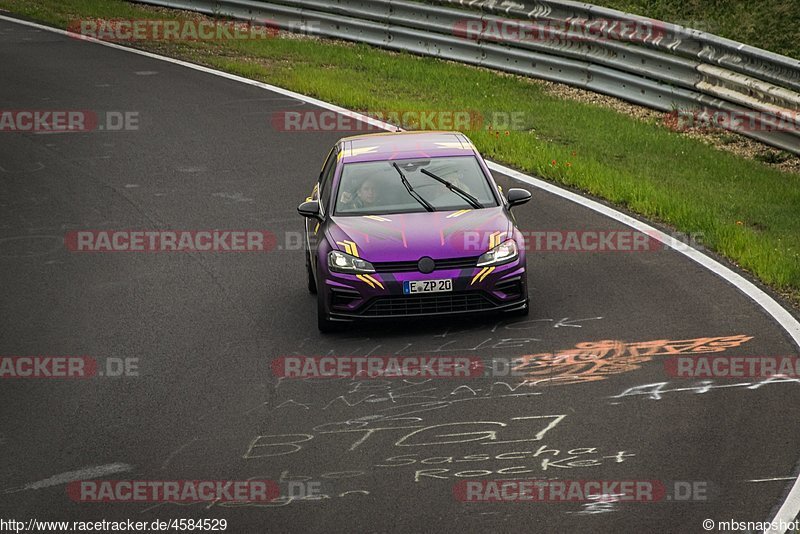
top-left (321, 258), bottom-right (527, 321)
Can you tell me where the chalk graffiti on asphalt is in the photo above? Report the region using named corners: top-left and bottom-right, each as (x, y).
top-left (513, 335), bottom-right (753, 386)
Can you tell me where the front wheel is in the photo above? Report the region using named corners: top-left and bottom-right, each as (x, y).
top-left (316, 275), bottom-right (337, 333)
top-left (305, 237), bottom-right (317, 294)
top-left (306, 252), bottom-right (317, 294)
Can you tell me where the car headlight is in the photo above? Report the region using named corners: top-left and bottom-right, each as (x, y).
top-left (476, 239), bottom-right (518, 267)
top-left (328, 250), bottom-right (376, 273)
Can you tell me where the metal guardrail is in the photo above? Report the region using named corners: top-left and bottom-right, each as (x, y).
top-left (136, 0), bottom-right (800, 154)
top-left (444, 1), bottom-right (800, 92)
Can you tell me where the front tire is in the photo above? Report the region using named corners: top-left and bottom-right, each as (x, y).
top-left (306, 252), bottom-right (317, 294)
top-left (316, 274), bottom-right (337, 333)
top-left (305, 238), bottom-right (317, 294)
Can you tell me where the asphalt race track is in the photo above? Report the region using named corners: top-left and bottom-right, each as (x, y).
top-left (2, 17), bottom-right (800, 533)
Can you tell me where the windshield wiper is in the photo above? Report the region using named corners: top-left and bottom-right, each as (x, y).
top-left (392, 162), bottom-right (435, 212)
top-left (419, 168), bottom-right (482, 209)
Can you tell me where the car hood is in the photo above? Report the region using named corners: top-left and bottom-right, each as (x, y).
top-left (326, 207), bottom-right (513, 262)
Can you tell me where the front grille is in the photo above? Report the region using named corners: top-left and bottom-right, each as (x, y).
top-left (372, 256), bottom-right (479, 273)
top-left (360, 291), bottom-right (495, 316)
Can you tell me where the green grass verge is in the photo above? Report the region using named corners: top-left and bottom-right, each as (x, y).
top-left (589, 0), bottom-right (800, 60)
top-left (2, 0), bottom-right (799, 307)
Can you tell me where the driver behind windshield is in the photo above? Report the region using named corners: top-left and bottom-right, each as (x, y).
top-left (338, 177), bottom-right (379, 210)
top-left (435, 168), bottom-right (472, 199)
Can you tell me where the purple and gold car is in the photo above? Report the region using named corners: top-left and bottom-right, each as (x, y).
top-left (298, 131), bottom-right (531, 332)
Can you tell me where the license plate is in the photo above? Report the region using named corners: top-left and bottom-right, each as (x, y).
top-left (403, 279), bottom-right (453, 294)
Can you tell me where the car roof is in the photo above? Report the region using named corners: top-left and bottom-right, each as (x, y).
top-left (337, 131), bottom-right (477, 163)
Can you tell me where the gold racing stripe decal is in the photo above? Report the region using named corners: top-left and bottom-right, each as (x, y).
top-left (335, 240), bottom-right (360, 257)
top-left (488, 231), bottom-right (499, 248)
top-left (363, 274), bottom-right (384, 289)
top-left (471, 267), bottom-right (488, 285)
top-left (472, 232), bottom-right (506, 284)
top-left (336, 241), bottom-right (352, 255)
top-left (314, 222), bottom-right (320, 234)
top-left (489, 231), bottom-right (508, 248)
top-left (364, 215), bottom-right (392, 222)
top-left (356, 274), bottom-right (375, 288)
top-left (446, 209), bottom-right (470, 219)
top-left (344, 240), bottom-right (359, 257)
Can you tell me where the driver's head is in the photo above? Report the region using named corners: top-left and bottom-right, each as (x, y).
top-left (357, 178), bottom-right (378, 204)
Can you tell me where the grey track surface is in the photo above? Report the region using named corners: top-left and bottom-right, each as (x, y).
top-left (1, 18), bottom-right (799, 533)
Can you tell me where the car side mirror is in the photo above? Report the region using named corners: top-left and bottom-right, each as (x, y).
top-left (507, 188), bottom-right (531, 208)
top-left (297, 200), bottom-right (322, 220)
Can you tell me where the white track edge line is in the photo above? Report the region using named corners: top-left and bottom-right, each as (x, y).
top-left (2, 14), bottom-right (799, 532)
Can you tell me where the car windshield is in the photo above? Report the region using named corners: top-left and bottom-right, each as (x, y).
top-left (334, 156), bottom-right (498, 215)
